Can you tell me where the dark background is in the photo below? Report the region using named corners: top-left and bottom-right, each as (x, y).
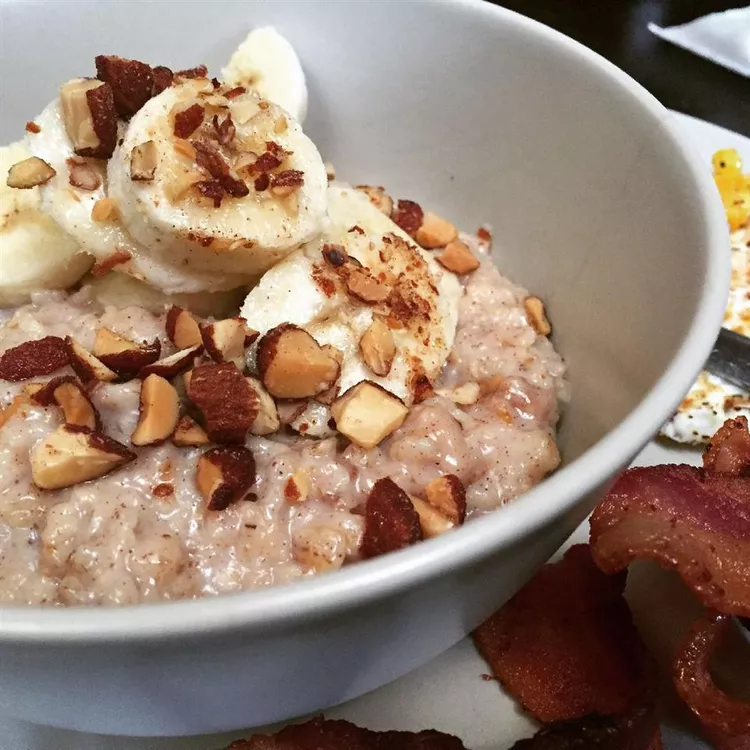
top-left (490, 0), bottom-right (749, 136)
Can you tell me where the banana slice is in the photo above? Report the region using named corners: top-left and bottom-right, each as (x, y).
top-left (108, 79), bottom-right (327, 281)
top-left (241, 184), bottom-right (462, 436)
top-left (221, 27), bottom-right (308, 123)
top-left (0, 141), bottom-right (92, 307)
top-left (26, 95), bottom-right (246, 294)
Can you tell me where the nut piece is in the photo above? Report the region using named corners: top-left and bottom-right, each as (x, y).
top-left (362, 477), bottom-right (422, 558)
top-left (391, 199), bottom-right (424, 237)
top-left (64, 337), bottom-right (118, 384)
top-left (276, 399), bottom-right (308, 425)
top-left (436, 239), bottom-right (480, 275)
top-left (31, 424), bottom-right (135, 490)
top-left (95, 55), bottom-right (155, 117)
top-left (130, 140), bottom-right (158, 181)
top-left (524, 296), bottom-right (552, 336)
top-left (415, 211), bottom-right (458, 249)
top-left (32, 376), bottom-right (99, 430)
top-left (67, 158), bottom-right (101, 190)
top-left (92, 328), bottom-right (161, 378)
top-left (293, 526), bottom-right (346, 573)
top-left (91, 198), bottom-right (119, 223)
top-left (330, 381), bottom-right (409, 449)
top-left (138, 345), bottom-right (201, 379)
top-left (360, 318), bottom-right (396, 377)
top-left (424, 474), bottom-right (467, 526)
top-left (165, 306), bottom-right (203, 349)
top-left (172, 415), bottom-right (210, 447)
top-left (0, 336), bottom-right (69, 382)
top-left (355, 185), bottom-right (393, 216)
top-left (436, 381), bottom-right (481, 406)
top-left (201, 317), bottom-right (247, 369)
top-left (246, 377), bottom-right (280, 436)
top-left (59, 79), bottom-right (118, 159)
top-left (257, 324), bottom-right (340, 399)
top-left (346, 268), bottom-right (391, 304)
top-left (284, 470), bottom-right (310, 504)
top-left (131, 374), bottom-right (180, 446)
top-left (196, 446), bottom-right (256, 511)
top-left (409, 495), bottom-right (455, 538)
top-left (6, 157), bottom-right (56, 189)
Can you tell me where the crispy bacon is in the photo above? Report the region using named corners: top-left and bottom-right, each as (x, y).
top-left (704, 416), bottom-right (750, 476)
top-left (222, 716), bottom-right (467, 749)
top-left (472, 545), bottom-right (660, 743)
top-left (673, 611), bottom-right (750, 750)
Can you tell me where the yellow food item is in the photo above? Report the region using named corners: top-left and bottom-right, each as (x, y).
top-left (713, 148), bottom-right (750, 231)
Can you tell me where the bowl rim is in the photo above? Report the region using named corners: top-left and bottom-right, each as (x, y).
top-left (0, 0), bottom-right (731, 643)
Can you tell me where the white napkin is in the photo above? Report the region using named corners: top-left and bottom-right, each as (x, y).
top-left (648, 6), bottom-right (750, 77)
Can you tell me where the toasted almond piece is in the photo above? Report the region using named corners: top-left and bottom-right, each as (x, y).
top-left (293, 526), bottom-right (346, 572)
top-left (362, 477), bottom-right (422, 558)
top-left (64, 337), bottom-right (118, 384)
top-left (346, 268), bottom-right (391, 304)
top-left (330, 381), bottom-right (408, 449)
top-left (130, 140), bottom-right (158, 181)
top-left (0, 394), bottom-right (28, 429)
top-left (34, 377), bottom-right (99, 429)
top-left (246, 376), bottom-right (280, 436)
top-left (355, 185), bottom-right (393, 216)
top-left (91, 197), bottom-right (119, 223)
top-left (424, 474), bottom-right (467, 526)
top-left (131, 374), bottom-right (180, 446)
top-left (172, 415), bottom-right (210, 447)
top-left (139, 345), bottom-right (202, 380)
top-left (201, 317), bottom-right (247, 369)
top-left (67, 158), bottom-right (101, 191)
top-left (6, 157), bottom-right (56, 189)
top-left (276, 399), bottom-right (308, 425)
top-left (90, 249), bottom-right (131, 277)
top-left (360, 318), bottom-right (396, 377)
top-left (284, 469), bottom-right (310, 504)
top-left (391, 199), bottom-right (424, 237)
top-left (0, 336), bottom-right (69, 382)
top-left (257, 324), bottom-right (340, 399)
top-left (196, 446), bottom-right (256, 511)
top-left (436, 239), bottom-right (480, 274)
top-left (523, 295), bottom-right (552, 336)
top-left (31, 424), bottom-right (135, 490)
top-left (92, 328), bottom-right (161, 378)
top-left (165, 306), bottom-right (203, 349)
top-left (415, 211), bottom-right (459, 249)
top-left (59, 78), bottom-right (117, 158)
top-left (436, 381), bottom-right (481, 406)
top-left (409, 494), bottom-right (455, 538)
top-left (314, 345), bottom-right (343, 405)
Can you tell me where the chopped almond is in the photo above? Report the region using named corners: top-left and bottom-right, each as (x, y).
top-left (172, 415), bottom-right (210, 447)
top-left (415, 211), bottom-right (458, 249)
top-left (424, 474), bottom-right (467, 526)
top-left (436, 381), bottom-right (480, 405)
top-left (131, 375), bottom-right (180, 446)
top-left (257, 324), bottom-right (340, 399)
top-left (391, 199), bottom-right (424, 237)
top-left (92, 328), bottom-right (161, 378)
top-left (355, 185), bottom-right (393, 216)
top-left (59, 78), bottom-right (117, 158)
top-left (130, 140), bottom-right (158, 181)
top-left (67, 158), bottom-right (101, 191)
top-left (284, 469), bottom-right (310, 504)
top-left (276, 399), bottom-right (308, 425)
top-left (0, 336), bottom-right (69, 381)
top-left (139, 345), bottom-right (201, 379)
top-left (31, 424), bottom-right (135, 490)
top-left (436, 239), bottom-right (480, 274)
top-left (32, 376), bottom-right (99, 430)
top-left (346, 268), bottom-right (391, 304)
top-left (330, 381), bottom-right (408, 449)
top-left (196, 446), bottom-right (256, 511)
top-left (246, 376), bottom-right (280, 436)
top-left (64, 337), bottom-right (118, 384)
top-left (293, 526), bottom-right (345, 572)
top-left (360, 318), bottom-right (396, 377)
top-left (6, 157), bottom-right (56, 189)
top-left (524, 295), bottom-right (552, 336)
top-left (0, 394), bottom-right (28, 429)
top-left (91, 198), bottom-right (119, 223)
top-left (409, 495), bottom-right (455, 538)
top-left (201, 317), bottom-right (247, 369)
top-left (362, 477), bottom-right (422, 558)
top-left (90, 249), bottom-right (131, 277)
top-left (165, 306), bottom-right (203, 349)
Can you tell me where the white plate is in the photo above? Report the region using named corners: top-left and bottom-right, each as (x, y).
top-left (0, 111), bottom-right (747, 750)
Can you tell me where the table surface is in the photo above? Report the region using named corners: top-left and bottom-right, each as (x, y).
top-left (492, 0), bottom-right (749, 137)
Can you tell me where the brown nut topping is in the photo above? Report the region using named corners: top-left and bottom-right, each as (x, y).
top-left (130, 140), bottom-right (158, 181)
top-left (346, 268), bottom-right (391, 304)
top-left (392, 199), bottom-right (424, 237)
top-left (6, 157), bottom-right (56, 189)
top-left (95, 55), bottom-right (154, 117)
top-left (362, 477), bottom-right (422, 558)
top-left (330, 381), bottom-right (408, 449)
top-left (436, 239), bottom-right (480, 275)
top-left (59, 79), bottom-right (118, 159)
top-left (172, 415), bottom-right (210, 447)
top-left (293, 526), bottom-right (344, 573)
top-left (257, 324), bottom-right (340, 399)
top-left (0, 336), bottom-right (69, 382)
top-left (32, 376), bottom-right (100, 430)
top-left (91, 198), bottom-right (119, 223)
top-left (276, 399), bottom-right (308, 425)
top-left (360, 318), bottom-right (396, 377)
top-left (196, 446), bottom-right (256, 511)
top-left (64, 337), bottom-right (118, 384)
top-left (131, 374), bottom-right (180, 446)
top-left (246, 376), bottom-right (280, 436)
top-left (424, 474), bottom-right (467, 526)
top-left (524, 295), bottom-right (552, 336)
top-left (165, 306), bottom-right (203, 349)
top-left (436, 381), bottom-right (480, 406)
top-left (270, 169), bottom-right (304, 198)
top-left (173, 103), bottom-right (205, 139)
top-left (90, 249), bottom-right (131, 276)
top-left (284, 470), bottom-right (310, 504)
top-left (66, 158), bottom-right (101, 191)
top-left (139, 345), bottom-right (202, 380)
top-left (355, 185), bottom-right (393, 216)
top-left (409, 495), bottom-right (455, 538)
top-left (31, 424), bottom-right (135, 490)
top-left (187, 363), bottom-right (258, 444)
top-left (201, 317), bottom-right (247, 369)
top-left (92, 328), bottom-right (161, 378)
top-left (415, 211), bottom-right (458, 249)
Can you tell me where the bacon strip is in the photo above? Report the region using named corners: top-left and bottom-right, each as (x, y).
top-left (673, 612), bottom-right (750, 750)
top-left (472, 544), bottom-right (660, 746)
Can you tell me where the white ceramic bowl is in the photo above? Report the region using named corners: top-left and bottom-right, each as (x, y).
top-left (0, 0), bottom-right (730, 737)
